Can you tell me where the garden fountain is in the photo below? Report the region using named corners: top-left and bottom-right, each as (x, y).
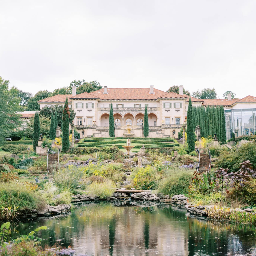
top-left (123, 124), bottom-right (134, 137)
top-left (122, 139), bottom-right (134, 155)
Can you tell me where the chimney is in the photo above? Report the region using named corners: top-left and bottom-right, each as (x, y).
top-left (72, 85), bottom-right (76, 96)
top-left (103, 86), bottom-right (108, 94)
top-left (150, 85), bottom-right (154, 94)
top-left (179, 85), bottom-right (183, 95)
top-left (227, 93), bottom-right (231, 101)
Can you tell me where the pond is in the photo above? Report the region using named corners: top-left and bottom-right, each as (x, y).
top-left (10, 203), bottom-right (256, 255)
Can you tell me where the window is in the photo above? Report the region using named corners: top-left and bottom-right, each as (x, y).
top-left (126, 119), bottom-right (132, 125)
top-left (77, 117), bottom-right (82, 125)
top-left (137, 118), bottom-right (143, 126)
top-left (87, 117), bottom-right (93, 126)
top-left (115, 118), bottom-right (121, 126)
top-left (76, 102), bottom-right (83, 108)
top-left (175, 117), bottom-right (180, 124)
top-left (116, 104), bottom-right (123, 109)
top-left (163, 102), bottom-right (171, 109)
top-left (174, 102), bottom-right (182, 109)
top-left (86, 102), bottom-right (94, 109)
top-left (165, 117), bottom-right (170, 125)
top-left (68, 104), bottom-right (72, 109)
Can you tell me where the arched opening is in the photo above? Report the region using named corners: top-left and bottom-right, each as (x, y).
top-left (148, 113), bottom-right (157, 126)
top-left (100, 113), bottom-right (109, 127)
top-left (135, 113), bottom-right (144, 126)
top-left (124, 113), bottom-right (134, 126)
top-left (114, 113), bottom-right (122, 127)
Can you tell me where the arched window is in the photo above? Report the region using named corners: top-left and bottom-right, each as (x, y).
top-left (115, 118), bottom-right (121, 127)
top-left (137, 118), bottom-right (143, 126)
top-left (126, 119), bottom-right (132, 125)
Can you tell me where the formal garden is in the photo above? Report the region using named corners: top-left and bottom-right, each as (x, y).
top-left (1, 98), bottom-right (256, 255)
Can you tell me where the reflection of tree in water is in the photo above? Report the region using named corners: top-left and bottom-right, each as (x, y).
top-left (187, 218), bottom-right (256, 256)
top-left (109, 218), bottom-right (116, 256)
top-left (9, 203), bottom-right (256, 255)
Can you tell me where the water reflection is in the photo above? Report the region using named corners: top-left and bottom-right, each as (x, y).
top-left (8, 203), bottom-right (256, 255)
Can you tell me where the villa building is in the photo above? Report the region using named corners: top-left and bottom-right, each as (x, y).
top-left (38, 86), bottom-right (256, 140)
top-left (39, 85), bottom-right (202, 138)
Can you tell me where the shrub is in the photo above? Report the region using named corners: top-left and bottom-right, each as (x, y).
top-left (158, 169), bottom-right (193, 196)
top-left (227, 179), bottom-right (256, 206)
top-left (132, 166), bottom-right (160, 190)
top-left (54, 166), bottom-right (84, 192)
top-left (86, 179), bottom-right (116, 199)
top-left (40, 183), bottom-right (71, 206)
top-left (217, 142), bottom-right (256, 172)
top-left (0, 182), bottom-right (45, 219)
top-left (2, 144), bottom-right (29, 154)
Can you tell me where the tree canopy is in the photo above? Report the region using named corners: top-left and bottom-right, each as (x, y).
top-left (69, 80), bottom-right (102, 94)
top-left (0, 77), bottom-right (21, 145)
top-left (26, 90), bottom-right (52, 111)
top-left (192, 88), bottom-right (217, 99)
top-left (223, 91), bottom-right (236, 99)
top-left (39, 105), bottom-right (75, 126)
top-left (167, 85), bottom-right (190, 96)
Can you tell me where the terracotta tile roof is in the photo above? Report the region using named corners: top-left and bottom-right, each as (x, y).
top-left (238, 95), bottom-right (256, 103)
top-left (70, 88), bottom-right (188, 100)
top-left (38, 94), bottom-right (72, 103)
top-left (202, 99), bottom-right (238, 106)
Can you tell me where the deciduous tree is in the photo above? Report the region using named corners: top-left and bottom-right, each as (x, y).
top-left (223, 91), bottom-right (236, 99)
top-left (167, 85), bottom-right (190, 96)
top-left (0, 77), bottom-right (21, 145)
top-left (192, 88), bottom-right (217, 99)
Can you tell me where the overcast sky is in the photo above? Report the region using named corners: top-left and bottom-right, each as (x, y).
top-left (1, 0), bottom-right (256, 98)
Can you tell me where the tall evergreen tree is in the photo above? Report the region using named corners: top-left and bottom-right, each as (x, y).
top-left (109, 103), bottom-right (115, 137)
top-left (143, 105), bottom-right (149, 137)
top-left (62, 98), bottom-right (70, 152)
top-left (54, 110), bottom-right (58, 131)
top-left (49, 111), bottom-right (56, 140)
top-left (187, 98), bottom-right (195, 152)
top-left (33, 113), bottom-right (40, 152)
top-left (220, 106), bottom-right (226, 143)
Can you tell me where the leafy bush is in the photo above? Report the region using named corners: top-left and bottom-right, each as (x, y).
top-left (0, 182), bottom-right (45, 219)
top-left (54, 166), bottom-right (84, 192)
top-left (158, 169), bottom-right (193, 196)
top-left (15, 158), bottom-right (33, 170)
top-left (132, 166), bottom-right (160, 190)
top-left (216, 142), bottom-right (256, 172)
top-left (208, 144), bottom-right (228, 157)
top-left (227, 179), bottom-right (256, 206)
top-left (40, 182), bottom-right (71, 206)
top-left (86, 179), bottom-right (116, 199)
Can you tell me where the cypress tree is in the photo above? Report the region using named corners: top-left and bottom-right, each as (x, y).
top-left (143, 105), bottom-right (149, 137)
top-left (33, 113), bottom-right (40, 152)
top-left (54, 110), bottom-right (58, 131)
top-left (216, 107), bottom-right (221, 140)
top-left (62, 98), bottom-right (70, 153)
top-left (187, 98), bottom-right (195, 152)
top-left (109, 103), bottom-right (115, 137)
top-left (220, 106), bottom-right (226, 143)
top-left (199, 106), bottom-right (205, 138)
top-left (49, 111), bottom-right (56, 140)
